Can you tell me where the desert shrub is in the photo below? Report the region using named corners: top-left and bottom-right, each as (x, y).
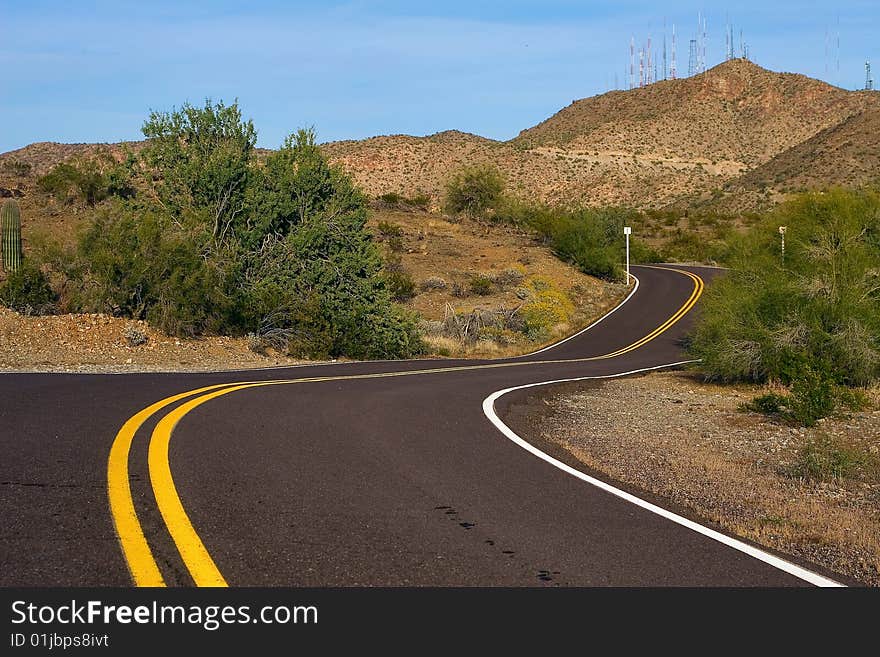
top-left (469, 274), bottom-right (494, 296)
top-left (451, 281), bottom-right (469, 298)
top-left (742, 392), bottom-right (789, 416)
top-left (420, 319), bottom-right (444, 336)
top-left (0, 261), bottom-right (56, 314)
top-left (69, 206), bottom-right (233, 336)
top-left (2, 160), bottom-right (31, 177)
top-left (377, 192), bottom-right (430, 210)
top-left (659, 228), bottom-right (728, 263)
top-left (50, 101), bottom-right (423, 359)
top-left (493, 267), bottom-right (525, 287)
top-left (37, 151), bottom-right (134, 206)
top-left (788, 367), bottom-right (835, 426)
top-left (420, 276), bottom-right (447, 291)
top-left (493, 198), bottom-right (649, 282)
top-left (406, 192), bottom-right (431, 209)
top-left (443, 164), bottom-right (504, 218)
top-left (477, 326), bottom-right (522, 346)
top-left (743, 374), bottom-right (869, 427)
top-left (385, 260), bottom-right (417, 302)
top-left (124, 324), bottom-right (148, 347)
top-left (377, 220), bottom-right (403, 238)
top-left (379, 192), bottom-right (402, 205)
top-left (521, 279), bottom-right (574, 340)
top-left (246, 332), bottom-right (265, 354)
top-left (375, 220), bottom-right (405, 252)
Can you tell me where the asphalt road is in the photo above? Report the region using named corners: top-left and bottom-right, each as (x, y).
top-left (0, 265), bottom-right (845, 587)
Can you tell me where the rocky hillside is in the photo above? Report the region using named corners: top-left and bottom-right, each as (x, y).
top-left (3, 60), bottom-right (879, 212)
top-left (733, 105), bottom-right (880, 193)
top-left (515, 59), bottom-right (872, 167)
top-left (324, 60), bottom-right (880, 209)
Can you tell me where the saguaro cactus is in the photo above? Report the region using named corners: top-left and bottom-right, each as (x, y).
top-left (1, 199), bottom-right (23, 273)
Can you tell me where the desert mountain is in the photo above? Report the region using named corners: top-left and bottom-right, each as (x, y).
top-left (325, 60), bottom-right (879, 209)
top-left (732, 105), bottom-right (880, 193)
top-left (3, 59), bottom-right (879, 211)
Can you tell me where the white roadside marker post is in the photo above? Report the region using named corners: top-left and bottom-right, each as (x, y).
top-left (624, 226), bottom-right (632, 285)
top-left (778, 225), bottom-right (787, 262)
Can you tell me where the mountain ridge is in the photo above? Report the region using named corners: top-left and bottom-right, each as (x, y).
top-left (3, 60), bottom-right (879, 210)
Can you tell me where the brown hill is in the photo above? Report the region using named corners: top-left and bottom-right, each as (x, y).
top-left (324, 60), bottom-right (878, 209)
top-left (3, 60), bottom-right (878, 212)
top-left (732, 105), bottom-right (880, 193)
top-left (515, 59), bottom-right (873, 167)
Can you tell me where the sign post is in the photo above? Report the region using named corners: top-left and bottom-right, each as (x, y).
top-left (779, 226), bottom-right (787, 262)
top-left (624, 226), bottom-right (632, 285)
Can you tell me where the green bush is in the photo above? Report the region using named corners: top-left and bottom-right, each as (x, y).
top-left (385, 259), bottom-right (417, 302)
top-left (491, 198), bottom-right (654, 282)
top-left (377, 192), bottom-right (430, 210)
top-left (690, 188), bottom-right (880, 388)
top-left (742, 392), bottom-right (789, 416)
top-left (0, 261), bottom-right (56, 314)
top-left (379, 192), bottom-right (402, 205)
top-left (788, 368), bottom-right (835, 426)
top-left (37, 151), bottom-right (134, 206)
top-left (70, 206), bottom-right (233, 336)
top-left (376, 220), bottom-right (405, 252)
top-left (406, 192), bottom-right (431, 209)
top-left (443, 164), bottom-right (504, 218)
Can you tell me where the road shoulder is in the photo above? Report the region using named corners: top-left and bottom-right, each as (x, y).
top-left (507, 371), bottom-right (880, 586)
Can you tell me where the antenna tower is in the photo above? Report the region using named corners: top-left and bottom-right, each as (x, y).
top-left (663, 24), bottom-right (668, 80)
top-left (670, 24), bottom-right (677, 79)
top-left (726, 17), bottom-right (732, 61)
top-left (630, 37), bottom-right (635, 89)
top-left (639, 48), bottom-right (645, 87)
top-left (688, 39), bottom-right (697, 77)
top-left (867, 61), bottom-right (874, 91)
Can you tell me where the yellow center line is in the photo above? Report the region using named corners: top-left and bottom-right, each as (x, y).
top-left (107, 383), bottom-right (250, 586)
top-left (109, 266), bottom-right (704, 586)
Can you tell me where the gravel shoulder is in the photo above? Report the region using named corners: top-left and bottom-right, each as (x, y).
top-left (531, 370), bottom-right (880, 586)
top-left (0, 308), bottom-right (311, 373)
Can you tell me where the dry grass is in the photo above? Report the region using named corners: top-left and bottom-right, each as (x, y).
top-left (540, 371), bottom-right (880, 585)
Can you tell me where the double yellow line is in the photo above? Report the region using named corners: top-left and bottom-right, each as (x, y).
top-left (107, 267), bottom-right (703, 587)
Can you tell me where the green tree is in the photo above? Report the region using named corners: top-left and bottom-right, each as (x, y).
top-left (245, 128), bottom-right (339, 246)
top-left (242, 131), bottom-right (423, 358)
top-left (140, 99), bottom-right (256, 245)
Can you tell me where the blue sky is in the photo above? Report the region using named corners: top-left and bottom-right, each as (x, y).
top-left (1, 1), bottom-right (877, 153)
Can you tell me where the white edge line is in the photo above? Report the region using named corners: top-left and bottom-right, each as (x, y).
top-left (481, 361), bottom-right (845, 588)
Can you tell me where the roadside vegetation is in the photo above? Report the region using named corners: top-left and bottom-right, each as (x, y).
top-left (690, 188), bottom-right (880, 425)
top-left (5, 100), bottom-right (423, 359)
top-left (443, 164), bottom-right (659, 282)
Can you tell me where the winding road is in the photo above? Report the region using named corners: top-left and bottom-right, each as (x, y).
top-left (0, 265), bottom-right (845, 587)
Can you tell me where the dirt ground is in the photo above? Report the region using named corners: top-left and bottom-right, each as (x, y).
top-left (534, 370), bottom-right (880, 586)
top-left (0, 204), bottom-right (621, 371)
top-left (0, 307), bottom-right (310, 373)
top-left (368, 207), bottom-right (625, 357)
